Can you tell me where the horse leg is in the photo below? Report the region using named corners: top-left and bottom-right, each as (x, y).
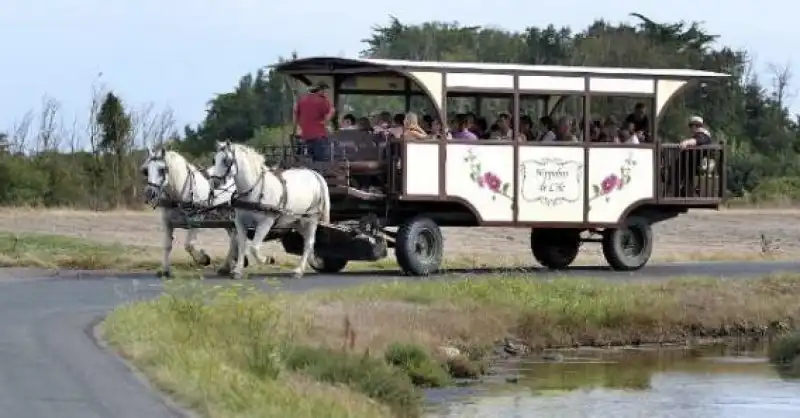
top-left (184, 228), bottom-right (211, 266)
top-left (158, 223), bottom-right (174, 278)
top-left (217, 227), bottom-right (236, 276)
top-left (293, 218), bottom-right (318, 279)
top-left (231, 212), bottom-right (249, 280)
top-left (248, 213), bottom-right (276, 265)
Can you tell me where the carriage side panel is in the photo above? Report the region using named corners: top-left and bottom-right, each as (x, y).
top-left (586, 147), bottom-right (654, 223)
top-left (404, 142), bottom-right (439, 196)
top-left (444, 143), bottom-right (514, 222)
top-left (517, 145), bottom-right (585, 223)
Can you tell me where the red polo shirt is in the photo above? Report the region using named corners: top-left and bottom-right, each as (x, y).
top-left (295, 93), bottom-right (332, 140)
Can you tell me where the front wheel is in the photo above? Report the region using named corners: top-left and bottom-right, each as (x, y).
top-left (395, 216), bottom-right (443, 276)
top-left (308, 254), bottom-right (348, 273)
top-left (601, 216), bottom-right (653, 271)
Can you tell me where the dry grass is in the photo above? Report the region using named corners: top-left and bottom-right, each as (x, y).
top-left (0, 207), bottom-right (796, 271)
top-left (103, 273), bottom-right (800, 418)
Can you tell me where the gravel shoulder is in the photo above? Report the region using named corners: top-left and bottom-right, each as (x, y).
top-left (0, 208), bottom-right (795, 262)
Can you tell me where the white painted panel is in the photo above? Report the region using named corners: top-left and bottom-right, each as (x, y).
top-left (517, 146), bottom-right (585, 223)
top-left (590, 77), bottom-right (654, 94)
top-left (656, 79), bottom-right (687, 116)
top-left (405, 142), bottom-right (439, 196)
top-left (410, 72), bottom-right (443, 111)
top-left (446, 73), bottom-right (514, 90)
top-left (445, 144), bottom-right (514, 222)
top-left (587, 148), bottom-right (654, 223)
top-left (519, 75), bottom-right (584, 92)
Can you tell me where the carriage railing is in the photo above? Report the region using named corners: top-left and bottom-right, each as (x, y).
top-left (658, 144), bottom-right (725, 202)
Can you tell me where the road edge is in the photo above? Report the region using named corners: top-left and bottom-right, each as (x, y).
top-left (87, 314), bottom-right (198, 418)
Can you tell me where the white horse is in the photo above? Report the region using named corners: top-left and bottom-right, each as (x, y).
top-left (141, 147), bottom-right (249, 277)
top-left (207, 141), bottom-right (330, 279)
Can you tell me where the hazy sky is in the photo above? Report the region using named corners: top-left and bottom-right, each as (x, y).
top-left (0, 0), bottom-right (794, 136)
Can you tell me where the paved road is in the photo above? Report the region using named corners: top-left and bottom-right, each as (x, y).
top-left (1, 260), bottom-right (799, 418)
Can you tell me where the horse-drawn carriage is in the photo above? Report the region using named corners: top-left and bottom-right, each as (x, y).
top-left (147, 57), bottom-right (727, 277)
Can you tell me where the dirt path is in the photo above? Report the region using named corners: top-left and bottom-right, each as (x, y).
top-left (0, 208), bottom-right (796, 262)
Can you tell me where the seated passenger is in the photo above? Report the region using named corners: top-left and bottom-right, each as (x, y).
top-left (621, 122), bottom-right (640, 144)
top-left (422, 114), bottom-right (434, 133)
top-left (519, 115), bottom-right (534, 141)
top-left (490, 113), bottom-right (514, 140)
top-left (625, 102), bottom-right (649, 140)
top-left (387, 113), bottom-right (405, 138)
top-left (679, 116), bottom-right (712, 148)
top-left (475, 116), bottom-right (490, 139)
top-left (373, 111), bottom-right (392, 132)
top-left (402, 112), bottom-right (428, 140)
top-left (452, 113), bottom-right (478, 140)
top-left (541, 116), bottom-right (579, 142)
top-left (340, 113), bottom-right (357, 130)
top-left (431, 117), bottom-right (452, 139)
top-left (536, 116), bottom-right (555, 141)
top-left (356, 117), bottom-right (372, 132)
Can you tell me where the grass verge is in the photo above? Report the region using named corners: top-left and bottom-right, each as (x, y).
top-left (103, 273), bottom-right (800, 417)
top-left (0, 232), bottom-right (792, 273)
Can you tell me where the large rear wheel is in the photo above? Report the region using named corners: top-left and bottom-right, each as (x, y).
top-left (395, 216), bottom-right (443, 276)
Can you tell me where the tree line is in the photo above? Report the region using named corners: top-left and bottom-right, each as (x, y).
top-left (1, 14), bottom-right (798, 209)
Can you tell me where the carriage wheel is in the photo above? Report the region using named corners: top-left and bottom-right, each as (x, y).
top-left (601, 216), bottom-right (653, 271)
top-left (308, 254), bottom-right (348, 273)
top-left (395, 216), bottom-right (443, 276)
top-left (530, 229), bottom-right (581, 269)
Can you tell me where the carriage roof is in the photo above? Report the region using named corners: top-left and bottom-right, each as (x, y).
top-left (275, 56), bottom-right (729, 119)
top-left (274, 57), bottom-right (729, 79)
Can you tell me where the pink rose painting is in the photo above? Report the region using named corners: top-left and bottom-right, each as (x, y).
top-left (464, 149), bottom-right (512, 202)
top-left (590, 154), bottom-right (637, 207)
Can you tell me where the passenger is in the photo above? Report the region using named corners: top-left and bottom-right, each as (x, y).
top-left (422, 114), bottom-right (434, 133)
top-left (537, 116), bottom-right (554, 141)
top-left (625, 102), bottom-right (649, 140)
top-left (295, 81), bottom-right (335, 162)
top-left (356, 117), bottom-right (372, 132)
top-left (490, 113), bottom-right (514, 140)
top-left (679, 116), bottom-right (712, 148)
top-left (475, 116), bottom-right (490, 139)
top-left (402, 112), bottom-right (428, 139)
top-left (542, 116), bottom-right (578, 142)
top-left (340, 113), bottom-right (357, 130)
top-left (387, 113), bottom-right (405, 138)
top-left (519, 115), bottom-right (534, 141)
top-left (622, 121), bottom-right (640, 144)
top-left (452, 114), bottom-right (478, 140)
top-left (373, 111), bottom-right (392, 132)
top-left (431, 118), bottom-right (452, 139)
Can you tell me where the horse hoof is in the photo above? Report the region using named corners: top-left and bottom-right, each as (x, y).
top-left (292, 270), bottom-right (304, 279)
top-left (230, 271), bottom-right (243, 280)
top-left (156, 269), bottom-right (172, 278)
top-left (199, 252), bottom-right (212, 266)
top-left (217, 265), bottom-right (231, 276)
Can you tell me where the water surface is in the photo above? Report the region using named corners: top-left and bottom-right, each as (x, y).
top-left (426, 343), bottom-right (800, 418)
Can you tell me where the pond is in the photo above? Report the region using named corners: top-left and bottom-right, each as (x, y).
top-left (425, 342), bottom-right (800, 418)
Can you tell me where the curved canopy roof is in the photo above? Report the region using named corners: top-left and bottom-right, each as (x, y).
top-left (274, 56), bottom-right (729, 79)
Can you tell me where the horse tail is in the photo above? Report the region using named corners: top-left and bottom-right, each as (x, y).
top-left (316, 170), bottom-right (330, 224)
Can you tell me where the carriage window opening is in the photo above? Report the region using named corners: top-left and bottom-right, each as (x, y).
top-left (588, 96), bottom-right (654, 144)
top-left (519, 96), bottom-right (548, 141)
top-left (526, 95), bottom-right (585, 142)
top-left (446, 94), bottom-right (513, 140)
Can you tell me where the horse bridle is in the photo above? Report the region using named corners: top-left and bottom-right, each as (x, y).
top-left (143, 155), bottom-right (198, 203)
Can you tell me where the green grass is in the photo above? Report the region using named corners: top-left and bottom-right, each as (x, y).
top-left (102, 273), bottom-right (800, 418)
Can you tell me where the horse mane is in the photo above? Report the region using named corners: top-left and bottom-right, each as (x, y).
top-left (229, 142), bottom-right (266, 170)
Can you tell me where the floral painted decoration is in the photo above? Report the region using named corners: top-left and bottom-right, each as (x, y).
top-left (464, 149), bottom-right (511, 201)
top-left (590, 154), bottom-right (637, 204)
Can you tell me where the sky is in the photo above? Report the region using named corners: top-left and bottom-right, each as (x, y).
top-left (0, 0), bottom-right (795, 142)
